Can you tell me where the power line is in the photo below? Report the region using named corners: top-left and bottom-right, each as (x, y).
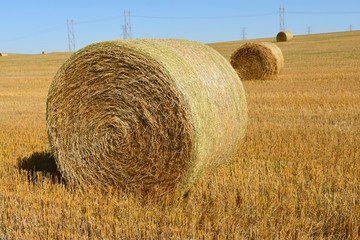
top-left (131, 12), bottom-right (277, 19)
top-left (57, 12), bottom-right (278, 26)
top-left (286, 11), bottom-right (360, 15)
top-left (76, 16), bottom-right (123, 25)
top-left (0, 25), bottom-right (63, 42)
top-left (68, 11), bottom-right (360, 23)
top-left (72, 11), bottom-right (360, 22)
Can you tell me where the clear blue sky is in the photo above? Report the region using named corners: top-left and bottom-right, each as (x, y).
top-left (1, 0), bottom-right (359, 54)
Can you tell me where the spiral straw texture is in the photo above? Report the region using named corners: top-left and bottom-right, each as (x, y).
top-left (46, 39), bottom-right (247, 195)
top-left (230, 42), bottom-right (284, 81)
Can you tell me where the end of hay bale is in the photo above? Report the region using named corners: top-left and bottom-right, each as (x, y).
top-left (47, 39), bottom-right (248, 195)
top-left (42, 51), bottom-right (48, 54)
top-left (276, 31), bottom-right (293, 42)
top-left (230, 42), bottom-right (284, 81)
top-left (0, 53), bottom-right (8, 57)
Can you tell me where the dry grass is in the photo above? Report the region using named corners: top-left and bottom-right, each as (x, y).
top-left (1, 31), bottom-right (360, 239)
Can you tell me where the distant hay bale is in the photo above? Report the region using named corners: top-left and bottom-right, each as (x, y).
top-left (0, 53), bottom-right (8, 57)
top-left (230, 42), bottom-right (284, 80)
top-left (276, 31), bottom-right (293, 42)
top-left (42, 51), bottom-right (48, 54)
top-left (46, 39), bottom-right (248, 195)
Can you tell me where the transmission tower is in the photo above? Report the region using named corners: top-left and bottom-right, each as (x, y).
top-left (279, 6), bottom-right (285, 31)
top-left (122, 11), bottom-right (132, 39)
top-left (242, 28), bottom-right (246, 40)
top-left (67, 19), bottom-right (76, 52)
top-left (307, 26), bottom-right (311, 35)
top-left (349, 24), bottom-right (353, 31)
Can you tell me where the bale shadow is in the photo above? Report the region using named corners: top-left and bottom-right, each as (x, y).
top-left (17, 151), bottom-right (65, 185)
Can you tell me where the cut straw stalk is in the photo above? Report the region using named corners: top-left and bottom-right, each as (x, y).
top-left (230, 42), bottom-right (284, 81)
top-left (46, 39), bottom-right (247, 195)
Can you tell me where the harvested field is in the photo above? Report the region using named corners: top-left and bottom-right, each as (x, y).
top-left (1, 31), bottom-right (360, 239)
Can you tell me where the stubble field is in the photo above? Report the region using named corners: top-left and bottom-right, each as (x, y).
top-left (1, 31), bottom-right (360, 239)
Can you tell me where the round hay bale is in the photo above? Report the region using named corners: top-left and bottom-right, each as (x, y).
top-left (46, 39), bottom-right (247, 195)
top-left (276, 31), bottom-right (293, 42)
top-left (230, 42), bottom-right (284, 80)
top-left (0, 53), bottom-right (8, 57)
top-left (42, 51), bottom-right (48, 54)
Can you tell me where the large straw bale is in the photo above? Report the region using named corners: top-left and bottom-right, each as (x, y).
top-left (42, 51), bottom-right (48, 54)
top-left (276, 31), bottom-right (293, 42)
top-left (230, 42), bottom-right (284, 80)
top-left (0, 53), bottom-right (8, 56)
top-left (46, 39), bottom-right (247, 195)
